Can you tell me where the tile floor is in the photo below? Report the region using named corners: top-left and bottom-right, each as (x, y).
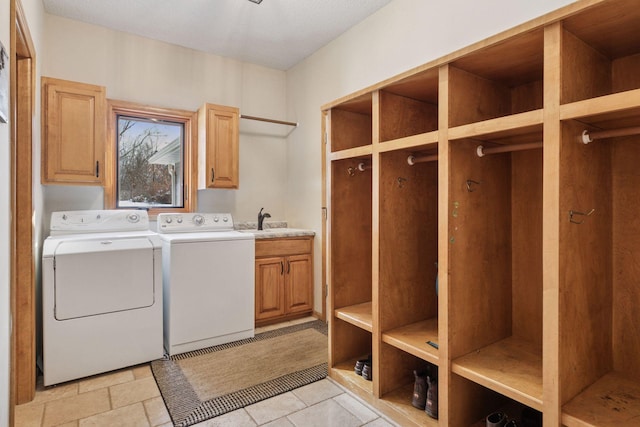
top-left (15, 318), bottom-right (398, 427)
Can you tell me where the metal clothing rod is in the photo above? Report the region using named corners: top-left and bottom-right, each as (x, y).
top-left (240, 114), bottom-right (298, 127)
top-left (582, 126), bottom-right (640, 144)
top-left (407, 154), bottom-right (438, 165)
top-left (476, 142), bottom-right (543, 157)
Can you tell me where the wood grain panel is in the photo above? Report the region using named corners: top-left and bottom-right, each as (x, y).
top-left (331, 158), bottom-right (372, 308)
top-left (611, 137), bottom-right (640, 380)
top-left (511, 80), bottom-right (544, 115)
top-left (330, 108), bottom-right (372, 152)
top-left (379, 91), bottom-right (437, 142)
top-left (379, 150), bottom-right (438, 332)
top-left (255, 238), bottom-right (312, 257)
top-left (448, 139), bottom-right (512, 359)
top-left (558, 119), bottom-right (613, 403)
top-left (511, 149), bottom-right (543, 350)
top-left (448, 66), bottom-right (511, 127)
top-left (560, 28), bottom-right (611, 104)
top-left (612, 53), bottom-right (640, 94)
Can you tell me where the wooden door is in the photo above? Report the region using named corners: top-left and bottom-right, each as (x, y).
top-left (255, 257), bottom-right (285, 320)
top-left (285, 254), bottom-right (313, 314)
top-left (201, 104), bottom-right (239, 189)
top-left (41, 77), bottom-right (105, 185)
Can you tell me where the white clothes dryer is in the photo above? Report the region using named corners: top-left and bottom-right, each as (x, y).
top-left (42, 210), bottom-right (163, 386)
top-left (157, 213), bottom-right (255, 356)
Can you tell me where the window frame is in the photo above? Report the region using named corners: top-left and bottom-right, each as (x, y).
top-left (105, 99), bottom-right (197, 217)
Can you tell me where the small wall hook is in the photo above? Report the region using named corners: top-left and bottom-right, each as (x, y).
top-left (397, 177), bottom-right (407, 188)
top-left (347, 166), bottom-right (356, 177)
top-left (466, 179), bottom-right (480, 192)
top-left (569, 208), bottom-right (595, 224)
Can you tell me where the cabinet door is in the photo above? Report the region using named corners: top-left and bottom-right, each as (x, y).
top-left (255, 257), bottom-right (285, 320)
top-left (42, 77), bottom-right (106, 185)
top-left (198, 103), bottom-right (239, 189)
top-left (285, 254), bottom-right (313, 314)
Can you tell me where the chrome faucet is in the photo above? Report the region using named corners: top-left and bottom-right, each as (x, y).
top-left (258, 207), bottom-right (271, 230)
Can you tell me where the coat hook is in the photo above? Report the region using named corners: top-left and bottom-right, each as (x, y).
top-left (397, 177), bottom-right (407, 188)
top-left (569, 208), bottom-right (595, 224)
top-left (466, 179), bottom-right (480, 192)
top-left (347, 166), bottom-right (355, 177)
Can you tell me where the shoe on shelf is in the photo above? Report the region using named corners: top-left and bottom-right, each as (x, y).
top-left (354, 354), bottom-right (371, 376)
top-left (486, 411), bottom-right (508, 427)
top-left (362, 362), bottom-right (372, 381)
top-left (505, 421), bottom-right (518, 427)
top-left (425, 374), bottom-right (438, 419)
top-left (411, 370), bottom-right (427, 409)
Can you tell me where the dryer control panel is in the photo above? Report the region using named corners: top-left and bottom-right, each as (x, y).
top-left (50, 210), bottom-right (150, 235)
top-left (156, 213), bottom-right (234, 233)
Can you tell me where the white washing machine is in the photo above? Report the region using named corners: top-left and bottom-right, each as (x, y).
top-left (157, 213), bottom-right (255, 356)
top-left (42, 210), bottom-right (163, 386)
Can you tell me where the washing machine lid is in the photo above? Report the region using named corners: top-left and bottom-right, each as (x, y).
top-left (53, 237), bottom-right (156, 320)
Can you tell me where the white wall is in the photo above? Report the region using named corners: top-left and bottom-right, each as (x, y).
top-left (42, 15), bottom-right (289, 226)
top-left (285, 0), bottom-right (576, 314)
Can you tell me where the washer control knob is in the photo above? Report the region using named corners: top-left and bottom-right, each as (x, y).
top-left (193, 215), bottom-right (204, 226)
top-left (213, 216), bottom-right (219, 222)
top-left (128, 213), bottom-right (140, 223)
top-left (177, 217), bottom-right (183, 224)
top-left (223, 216), bottom-right (229, 222)
top-left (165, 217), bottom-right (172, 224)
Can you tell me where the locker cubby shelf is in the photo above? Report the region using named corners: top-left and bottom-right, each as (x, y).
top-left (382, 318), bottom-right (439, 366)
top-left (562, 372), bottom-right (640, 427)
top-left (452, 337), bottom-right (543, 411)
top-left (334, 302), bottom-right (373, 332)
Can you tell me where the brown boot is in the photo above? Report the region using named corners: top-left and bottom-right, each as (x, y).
top-left (411, 370), bottom-right (427, 409)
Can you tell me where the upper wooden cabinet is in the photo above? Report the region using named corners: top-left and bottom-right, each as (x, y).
top-left (198, 103), bottom-right (239, 189)
top-left (41, 77), bottom-right (106, 185)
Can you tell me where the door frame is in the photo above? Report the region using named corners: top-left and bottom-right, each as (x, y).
top-left (10, 0), bottom-right (36, 417)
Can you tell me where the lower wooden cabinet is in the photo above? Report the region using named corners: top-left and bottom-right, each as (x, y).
top-left (255, 237), bottom-right (313, 325)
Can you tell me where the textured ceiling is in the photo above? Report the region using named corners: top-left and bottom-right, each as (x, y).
top-left (42, 0), bottom-right (393, 70)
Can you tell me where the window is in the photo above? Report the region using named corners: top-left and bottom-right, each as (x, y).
top-left (105, 100), bottom-right (197, 215)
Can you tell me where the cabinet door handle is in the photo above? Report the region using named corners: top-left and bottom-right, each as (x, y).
top-left (211, 167), bottom-right (215, 182)
top-left (286, 260), bottom-right (290, 274)
top-left (280, 261), bottom-right (284, 275)
top-left (95, 161), bottom-right (99, 178)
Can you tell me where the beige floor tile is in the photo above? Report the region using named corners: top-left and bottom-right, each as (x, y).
top-left (110, 376), bottom-right (160, 409)
top-left (57, 421), bottom-right (79, 427)
top-left (364, 418), bottom-right (397, 427)
top-left (78, 369), bottom-right (135, 393)
top-left (143, 396), bottom-right (171, 426)
top-left (42, 388), bottom-right (111, 427)
top-left (79, 402), bottom-right (149, 427)
top-left (287, 399), bottom-right (361, 427)
top-left (33, 379), bottom-right (79, 405)
top-left (262, 417), bottom-right (295, 427)
top-left (245, 392), bottom-right (306, 425)
top-left (14, 401), bottom-right (44, 427)
top-left (333, 393), bottom-right (379, 423)
top-left (132, 364), bottom-right (153, 380)
top-left (291, 379), bottom-right (343, 406)
top-left (193, 408), bottom-right (256, 426)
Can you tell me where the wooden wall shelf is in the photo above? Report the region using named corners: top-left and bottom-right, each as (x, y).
top-left (334, 302), bottom-right (373, 332)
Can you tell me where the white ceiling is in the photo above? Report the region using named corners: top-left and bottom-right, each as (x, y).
top-left (42, 0), bottom-right (393, 70)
